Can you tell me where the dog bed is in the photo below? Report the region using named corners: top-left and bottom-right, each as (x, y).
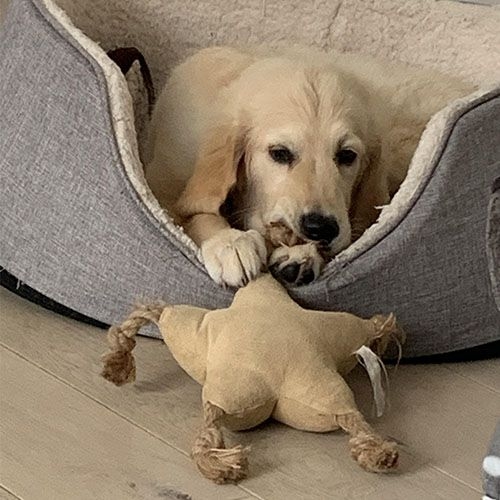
top-left (0, 0), bottom-right (499, 358)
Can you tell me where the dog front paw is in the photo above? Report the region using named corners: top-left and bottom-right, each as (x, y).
top-left (201, 229), bottom-right (267, 288)
top-left (269, 243), bottom-right (324, 286)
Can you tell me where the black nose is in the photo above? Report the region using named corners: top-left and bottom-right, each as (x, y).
top-left (300, 213), bottom-right (339, 243)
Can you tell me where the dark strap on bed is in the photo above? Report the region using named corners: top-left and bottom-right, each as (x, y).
top-left (107, 47), bottom-right (156, 116)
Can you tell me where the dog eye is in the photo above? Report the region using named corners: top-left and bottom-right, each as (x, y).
top-left (268, 145), bottom-right (295, 165)
top-left (336, 149), bottom-right (357, 166)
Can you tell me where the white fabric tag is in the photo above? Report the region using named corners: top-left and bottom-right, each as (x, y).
top-left (355, 345), bottom-right (387, 417)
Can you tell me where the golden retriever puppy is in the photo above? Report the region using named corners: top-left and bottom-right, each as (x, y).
top-left (146, 46), bottom-right (473, 287)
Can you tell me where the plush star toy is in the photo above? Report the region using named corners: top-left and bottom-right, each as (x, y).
top-left (101, 274), bottom-right (403, 483)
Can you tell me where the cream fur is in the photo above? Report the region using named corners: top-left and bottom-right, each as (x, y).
top-left (146, 46), bottom-right (474, 287)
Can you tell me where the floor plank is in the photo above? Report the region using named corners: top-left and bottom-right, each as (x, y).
top-left (0, 288), bottom-right (492, 499)
top-left (445, 359), bottom-right (500, 393)
top-left (0, 486), bottom-right (21, 500)
top-left (0, 346), bottom-right (251, 500)
top-left (235, 421), bottom-right (477, 500)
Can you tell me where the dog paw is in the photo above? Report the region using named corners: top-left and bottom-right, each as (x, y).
top-left (201, 229), bottom-right (267, 288)
top-left (269, 243), bottom-right (324, 286)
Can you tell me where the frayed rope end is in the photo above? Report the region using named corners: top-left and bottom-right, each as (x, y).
top-left (192, 402), bottom-right (250, 484)
top-left (100, 303), bottom-right (165, 386)
top-left (101, 336), bottom-right (137, 386)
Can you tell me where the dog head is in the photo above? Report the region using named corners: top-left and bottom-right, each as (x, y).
top-left (177, 54), bottom-right (389, 255)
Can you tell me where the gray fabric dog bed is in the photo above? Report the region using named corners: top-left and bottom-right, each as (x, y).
top-left (0, 0), bottom-right (499, 358)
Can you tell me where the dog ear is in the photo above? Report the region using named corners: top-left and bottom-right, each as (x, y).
top-left (175, 123), bottom-right (247, 220)
top-left (349, 136), bottom-right (391, 240)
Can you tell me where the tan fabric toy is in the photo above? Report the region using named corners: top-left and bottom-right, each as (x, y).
top-left (101, 274), bottom-right (403, 483)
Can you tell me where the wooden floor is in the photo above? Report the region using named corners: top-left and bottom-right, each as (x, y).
top-left (0, 287), bottom-right (499, 500)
